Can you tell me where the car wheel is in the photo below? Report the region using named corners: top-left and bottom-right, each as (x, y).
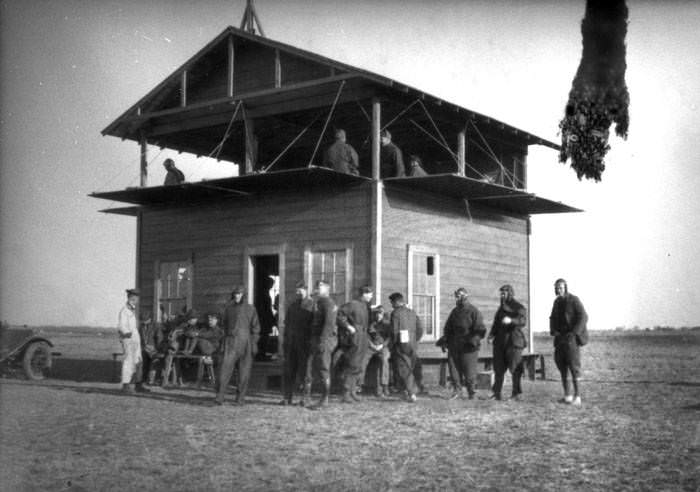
top-left (22, 341), bottom-right (52, 380)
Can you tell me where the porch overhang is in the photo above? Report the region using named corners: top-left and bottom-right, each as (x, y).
top-left (383, 174), bottom-right (582, 215)
top-left (90, 166), bottom-right (371, 207)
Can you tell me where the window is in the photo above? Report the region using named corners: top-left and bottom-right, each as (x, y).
top-left (305, 245), bottom-right (353, 306)
top-left (157, 260), bottom-right (192, 321)
top-left (408, 247), bottom-right (440, 340)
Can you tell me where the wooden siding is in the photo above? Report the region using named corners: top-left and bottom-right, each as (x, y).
top-left (138, 184), bottom-right (372, 321)
top-left (381, 187), bottom-right (530, 354)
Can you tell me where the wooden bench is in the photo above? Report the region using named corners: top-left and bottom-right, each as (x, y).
top-left (111, 351), bottom-right (216, 388)
top-left (421, 353), bottom-right (545, 387)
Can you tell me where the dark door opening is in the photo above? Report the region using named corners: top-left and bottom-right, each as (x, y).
top-left (251, 254), bottom-right (279, 360)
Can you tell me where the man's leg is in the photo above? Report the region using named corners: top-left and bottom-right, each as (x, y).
top-left (379, 348), bottom-right (391, 396)
top-left (316, 338), bottom-right (334, 407)
top-left (554, 345), bottom-right (572, 400)
top-left (342, 345), bottom-right (362, 402)
top-left (301, 344), bottom-right (314, 406)
top-left (394, 351), bottom-right (416, 400)
top-left (236, 341), bottom-right (253, 403)
top-left (508, 348), bottom-right (524, 398)
top-left (569, 343), bottom-right (582, 403)
top-left (216, 338), bottom-right (236, 403)
top-left (357, 349), bottom-right (374, 394)
top-left (492, 347), bottom-right (506, 400)
top-left (447, 349), bottom-right (463, 398)
top-left (463, 350), bottom-right (479, 398)
top-left (413, 356), bottom-right (424, 394)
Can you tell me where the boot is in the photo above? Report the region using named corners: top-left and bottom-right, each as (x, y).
top-left (342, 390), bottom-right (355, 404)
top-left (121, 383), bottom-right (134, 394)
top-left (350, 388), bottom-right (362, 402)
top-left (299, 382), bottom-right (312, 407)
top-left (135, 382), bottom-right (151, 393)
top-left (376, 385), bottom-right (388, 399)
top-left (147, 370), bottom-right (156, 386)
top-left (314, 379), bottom-right (330, 408)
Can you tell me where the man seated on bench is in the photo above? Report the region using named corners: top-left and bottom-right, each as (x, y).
top-left (184, 312), bottom-right (224, 362)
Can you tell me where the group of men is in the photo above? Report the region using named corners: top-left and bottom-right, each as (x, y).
top-left (322, 128), bottom-right (428, 178)
top-left (117, 277), bottom-right (587, 406)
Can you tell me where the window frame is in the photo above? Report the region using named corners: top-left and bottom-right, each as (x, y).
top-left (407, 244), bottom-right (440, 341)
top-left (154, 258), bottom-right (194, 323)
top-left (304, 241), bottom-right (354, 305)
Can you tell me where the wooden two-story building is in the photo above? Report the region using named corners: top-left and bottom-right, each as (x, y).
top-left (92, 26), bottom-right (579, 357)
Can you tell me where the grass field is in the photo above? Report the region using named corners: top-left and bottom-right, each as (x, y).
top-left (1, 329), bottom-right (699, 491)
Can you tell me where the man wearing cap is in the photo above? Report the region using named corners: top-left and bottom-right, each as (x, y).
top-left (407, 155), bottom-right (428, 177)
top-left (550, 278), bottom-right (588, 406)
top-left (281, 281), bottom-right (315, 406)
top-left (487, 285), bottom-right (528, 401)
top-left (356, 305), bottom-right (391, 398)
top-left (323, 129), bottom-right (360, 175)
top-left (163, 158), bottom-right (185, 185)
top-left (336, 286), bottom-right (374, 403)
top-left (389, 292), bottom-right (424, 403)
top-left (307, 280), bottom-right (338, 408)
top-left (117, 288), bottom-right (149, 394)
top-left (443, 287), bottom-right (486, 400)
top-left (215, 285), bottom-right (261, 405)
top-left (380, 129), bottom-right (406, 178)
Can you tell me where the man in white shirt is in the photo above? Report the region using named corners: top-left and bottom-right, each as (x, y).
top-left (118, 288), bottom-right (149, 394)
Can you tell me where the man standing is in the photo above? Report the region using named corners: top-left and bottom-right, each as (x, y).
top-left (380, 129), bottom-right (406, 178)
top-left (163, 158), bottom-right (185, 185)
top-left (443, 288), bottom-right (486, 400)
top-left (215, 286), bottom-right (261, 406)
top-left (488, 284), bottom-right (528, 401)
top-left (550, 278), bottom-right (588, 406)
top-left (117, 288), bottom-right (149, 394)
top-left (388, 293), bottom-right (424, 403)
top-left (357, 306), bottom-right (391, 398)
top-left (323, 129), bottom-right (360, 175)
top-left (407, 155), bottom-right (428, 177)
top-left (281, 281), bottom-right (314, 406)
top-left (336, 286), bottom-right (374, 403)
top-left (307, 280), bottom-right (338, 409)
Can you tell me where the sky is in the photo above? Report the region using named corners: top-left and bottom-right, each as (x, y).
top-left (1, 0), bottom-right (699, 330)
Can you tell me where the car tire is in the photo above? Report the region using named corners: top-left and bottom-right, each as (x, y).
top-left (22, 341), bottom-right (52, 380)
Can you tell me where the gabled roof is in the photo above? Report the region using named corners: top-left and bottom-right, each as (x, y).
top-left (103, 26), bottom-right (559, 150)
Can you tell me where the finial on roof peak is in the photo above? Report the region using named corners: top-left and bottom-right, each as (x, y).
top-left (240, 0), bottom-right (265, 37)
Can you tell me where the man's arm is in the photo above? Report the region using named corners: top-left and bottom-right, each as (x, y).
top-left (117, 309), bottom-right (131, 339)
top-left (415, 313), bottom-right (424, 342)
top-left (511, 304), bottom-right (527, 330)
top-left (472, 309), bottom-right (487, 338)
top-left (395, 148), bottom-right (405, 177)
top-left (250, 308), bottom-right (261, 354)
top-left (571, 296), bottom-right (588, 336)
top-left (549, 302), bottom-right (558, 336)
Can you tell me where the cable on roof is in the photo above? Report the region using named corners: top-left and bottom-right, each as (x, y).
top-left (307, 80), bottom-right (346, 167)
top-left (261, 112), bottom-right (323, 173)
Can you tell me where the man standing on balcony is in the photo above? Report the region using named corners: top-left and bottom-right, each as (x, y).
top-left (323, 129), bottom-right (360, 175)
top-left (380, 129), bottom-right (405, 178)
top-left (163, 158), bottom-right (185, 185)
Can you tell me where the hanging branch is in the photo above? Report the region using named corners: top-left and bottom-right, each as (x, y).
top-left (559, 0), bottom-right (630, 182)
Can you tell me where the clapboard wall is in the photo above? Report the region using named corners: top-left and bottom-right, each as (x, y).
top-left (137, 184), bottom-right (372, 322)
top-left (381, 186), bottom-right (530, 353)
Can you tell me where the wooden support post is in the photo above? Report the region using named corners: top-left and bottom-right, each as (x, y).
top-left (139, 135), bottom-right (148, 187)
top-left (227, 36), bottom-right (235, 97)
top-left (371, 98), bottom-right (381, 180)
top-left (180, 70), bottom-right (187, 107)
top-left (244, 115), bottom-right (256, 174)
top-left (274, 49), bottom-right (281, 88)
top-left (457, 128), bottom-right (466, 176)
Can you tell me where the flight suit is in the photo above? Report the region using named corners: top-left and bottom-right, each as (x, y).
top-left (390, 305), bottom-right (424, 397)
top-left (306, 296), bottom-right (338, 404)
top-left (489, 299), bottom-right (528, 398)
top-left (118, 303), bottom-right (142, 385)
top-left (444, 301), bottom-right (486, 397)
top-left (336, 299), bottom-right (372, 396)
top-left (216, 300), bottom-right (260, 404)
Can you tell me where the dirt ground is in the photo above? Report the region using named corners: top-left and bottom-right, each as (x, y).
top-left (1, 330), bottom-right (699, 491)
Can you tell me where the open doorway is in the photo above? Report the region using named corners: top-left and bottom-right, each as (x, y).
top-left (250, 254), bottom-right (279, 361)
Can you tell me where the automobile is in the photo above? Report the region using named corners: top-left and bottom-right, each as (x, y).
top-left (0, 324), bottom-right (54, 380)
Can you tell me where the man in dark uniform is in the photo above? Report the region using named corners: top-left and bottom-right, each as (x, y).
top-left (336, 286), bottom-right (374, 403)
top-left (407, 155), bottom-right (428, 177)
top-left (323, 129), bottom-right (360, 175)
top-left (215, 285), bottom-right (261, 406)
top-left (443, 287), bottom-right (486, 400)
top-left (487, 284), bottom-right (528, 401)
top-left (357, 306), bottom-right (391, 398)
top-left (163, 158), bottom-right (185, 185)
top-left (280, 281), bottom-right (314, 406)
top-left (550, 278), bottom-right (588, 406)
top-left (380, 129), bottom-right (405, 178)
top-left (389, 292), bottom-right (424, 403)
top-left (307, 280), bottom-right (338, 409)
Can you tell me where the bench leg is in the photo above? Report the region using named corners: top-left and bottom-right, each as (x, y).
top-left (539, 354), bottom-right (545, 380)
top-left (526, 357), bottom-right (536, 381)
top-left (162, 354), bottom-right (173, 387)
top-left (196, 358), bottom-right (204, 389)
